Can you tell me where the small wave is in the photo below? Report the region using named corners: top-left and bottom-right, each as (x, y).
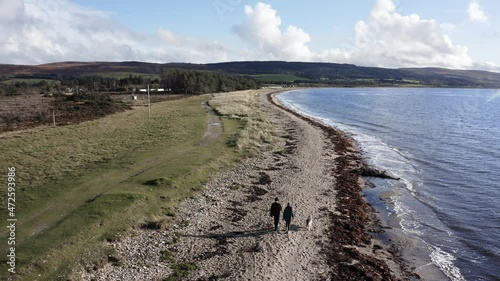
top-left (429, 245), bottom-right (466, 281)
top-left (394, 200), bottom-right (423, 235)
top-left (277, 96), bottom-right (306, 115)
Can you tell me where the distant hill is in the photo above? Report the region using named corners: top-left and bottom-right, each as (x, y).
top-left (1, 61), bottom-right (500, 88)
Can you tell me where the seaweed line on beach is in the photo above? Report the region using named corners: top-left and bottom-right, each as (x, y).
top-left (268, 91), bottom-right (418, 280)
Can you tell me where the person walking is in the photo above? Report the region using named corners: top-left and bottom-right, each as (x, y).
top-left (270, 197), bottom-right (282, 232)
top-left (283, 203), bottom-right (294, 232)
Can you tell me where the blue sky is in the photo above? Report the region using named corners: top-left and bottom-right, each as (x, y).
top-left (1, 0), bottom-right (499, 71)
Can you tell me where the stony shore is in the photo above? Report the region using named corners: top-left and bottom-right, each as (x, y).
top-left (76, 90), bottom-right (419, 281)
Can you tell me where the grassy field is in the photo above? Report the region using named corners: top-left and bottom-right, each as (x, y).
top-left (250, 74), bottom-right (309, 83)
top-left (0, 91), bottom-right (273, 280)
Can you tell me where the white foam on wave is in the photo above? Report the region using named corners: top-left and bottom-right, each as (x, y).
top-left (278, 92), bottom-right (421, 202)
top-left (430, 245), bottom-right (466, 281)
top-left (336, 126), bottom-right (420, 195)
top-left (278, 92), bottom-right (419, 194)
top-left (277, 95), bottom-right (306, 115)
top-left (394, 199), bottom-right (423, 235)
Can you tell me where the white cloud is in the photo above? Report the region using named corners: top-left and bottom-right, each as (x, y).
top-left (1, 0), bottom-right (497, 72)
top-left (349, 0), bottom-right (474, 69)
top-left (468, 0), bottom-right (488, 23)
top-left (0, 0), bottom-right (24, 22)
top-left (232, 2), bottom-right (313, 61)
top-left (231, 2), bottom-right (352, 63)
top-left (0, 0), bottom-right (229, 64)
top-left (481, 62), bottom-right (500, 72)
top-left (232, 1), bottom-right (475, 69)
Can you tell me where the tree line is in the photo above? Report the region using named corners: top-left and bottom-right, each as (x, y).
top-left (0, 69), bottom-right (260, 96)
top-left (162, 68), bottom-right (260, 94)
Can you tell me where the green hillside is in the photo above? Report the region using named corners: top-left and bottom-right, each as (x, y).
top-left (2, 60), bottom-right (500, 88)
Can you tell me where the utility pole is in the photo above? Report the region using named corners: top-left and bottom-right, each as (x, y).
top-left (147, 84), bottom-right (151, 119)
top-left (139, 84), bottom-right (155, 119)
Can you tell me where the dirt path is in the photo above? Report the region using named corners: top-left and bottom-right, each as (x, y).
top-left (77, 92), bottom-right (341, 280)
top-left (197, 101), bottom-right (223, 147)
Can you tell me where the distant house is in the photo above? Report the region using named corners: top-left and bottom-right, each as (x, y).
top-left (64, 88), bottom-right (74, 95)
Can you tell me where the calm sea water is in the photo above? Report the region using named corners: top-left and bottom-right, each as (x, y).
top-left (277, 88), bottom-right (500, 281)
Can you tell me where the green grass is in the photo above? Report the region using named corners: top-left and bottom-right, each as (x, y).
top-left (250, 74), bottom-right (309, 82)
top-left (0, 94), bottom-right (249, 280)
top-left (163, 262), bottom-right (199, 281)
top-left (159, 249), bottom-right (176, 263)
top-left (401, 79), bottom-right (421, 84)
top-left (15, 193), bottom-right (140, 279)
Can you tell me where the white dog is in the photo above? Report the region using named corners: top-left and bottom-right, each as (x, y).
top-left (305, 214), bottom-right (313, 231)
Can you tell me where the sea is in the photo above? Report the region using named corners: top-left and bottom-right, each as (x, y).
top-left (277, 88), bottom-right (500, 281)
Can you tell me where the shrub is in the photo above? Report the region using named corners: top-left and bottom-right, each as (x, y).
top-left (144, 177), bottom-right (175, 188)
top-left (163, 263), bottom-right (198, 281)
top-left (225, 134), bottom-right (239, 148)
top-left (159, 250), bottom-right (175, 263)
top-left (33, 111), bottom-right (48, 123)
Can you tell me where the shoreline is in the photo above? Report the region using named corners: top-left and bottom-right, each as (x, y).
top-left (268, 90), bottom-right (420, 280)
top-left (76, 88), bottom-right (421, 280)
top-left (271, 89), bottom-right (455, 280)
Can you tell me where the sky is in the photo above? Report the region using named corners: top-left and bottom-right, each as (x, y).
top-left (1, 0), bottom-right (499, 71)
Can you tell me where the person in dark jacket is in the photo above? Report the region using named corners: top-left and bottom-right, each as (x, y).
top-left (270, 197), bottom-right (282, 231)
top-left (283, 203), bottom-right (294, 232)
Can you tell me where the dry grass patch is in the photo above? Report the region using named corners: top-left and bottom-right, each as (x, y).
top-left (209, 90), bottom-right (276, 153)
